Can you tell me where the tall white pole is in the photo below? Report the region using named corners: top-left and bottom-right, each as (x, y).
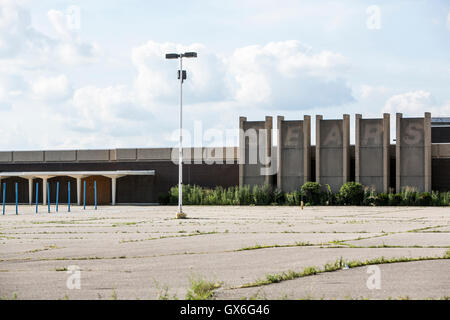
top-left (178, 56), bottom-right (183, 214)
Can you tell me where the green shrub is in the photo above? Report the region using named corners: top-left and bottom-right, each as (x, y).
top-left (416, 192), bottom-right (432, 206)
top-left (431, 191), bottom-right (440, 206)
top-left (440, 192), bottom-right (450, 206)
top-left (158, 193), bottom-right (170, 205)
top-left (169, 186), bottom-right (179, 204)
top-left (319, 184), bottom-right (337, 205)
top-left (400, 187), bottom-right (418, 206)
top-left (362, 187), bottom-right (377, 206)
top-left (252, 184), bottom-right (273, 205)
top-left (162, 184), bottom-right (449, 207)
top-left (389, 193), bottom-right (402, 206)
top-left (339, 182), bottom-right (364, 205)
top-left (272, 188), bottom-right (285, 205)
top-left (285, 191), bottom-right (301, 206)
top-left (237, 185), bottom-right (252, 205)
top-left (301, 182), bottom-right (322, 205)
top-left (375, 193), bottom-right (389, 206)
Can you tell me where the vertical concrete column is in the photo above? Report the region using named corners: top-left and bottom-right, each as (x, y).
top-left (238, 116), bottom-right (247, 188)
top-left (396, 113), bottom-right (402, 193)
top-left (264, 116), bottom-right (273, 186)
top-left (276, 116), bottom-right (284, 189)
top-left (343, 114), bottom-right (350, 183)
top-left (315, 115), bottom-right (323, 184)
top-left (76, 177), bottom-right (81, 205)
top-left (42, 177), bottom-right (48, 205)
top-left (111, 177), bottom-right (117, 205)
top-left (383, 113), bottom-right (391, 193)
top-left (355, 114), bottom-right (362, 183)
top-left (28, 178), bottom-right (33, 205)
top-left (303, 115), bottom-right (311, 184)
top-left (424, 112), bottom-right (432, 192)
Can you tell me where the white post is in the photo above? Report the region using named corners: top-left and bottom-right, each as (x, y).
top-left (111, 177), bottom-right (116, 206)
top-left (76, 177), bottom-right (81, 205)
top-left (28, 178), bottom-right (33, 205)
top-left (42, 177), bottom-right (48, 205)
top-left (178, 56), bottom-right (183, 214)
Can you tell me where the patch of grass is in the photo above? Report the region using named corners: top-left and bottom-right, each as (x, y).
top-left (1, 293), bottom-right (18, 300)
top-left (185, 276), bottom-right (222, 300)
top-left (154, 281), bottom-right (178, 300)
top-left (119, 231), bottom-right (218, 243)
top-left (55, 267), bottom-right (68, 272)
top-left (236, 241), bottom-right (313, 252)
top-left (239, 253), bottom-right (450, 289)
top-left (110, 290), bottom-right (118, 300)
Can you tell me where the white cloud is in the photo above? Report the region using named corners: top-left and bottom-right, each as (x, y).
top-left (131, 41), bottom-right (228, 109)
top-left (383, 90), bottom-right (450, 116)
top-left (0, 2), bottom-right (99, 66)
top-left (31, 74), bottom-right (71, 101)
top-left (130, 40), bottom-right (353, 112)
top-left (447, 12), bottom-right (450, 30)
top-left (227, 41), bottom-right (353, 109)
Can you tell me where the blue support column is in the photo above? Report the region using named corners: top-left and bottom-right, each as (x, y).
top-left (35, 183), bottom-right (39, 214)
top-left (47, 182), bottom-right (50, 213)
top-left (83, 180), bottom-right (86, 210)
top-left (15, 183), bottom-right (18, 215)
top-left (2, 183), bottom-right (5, 215)
top-left (56, 182), bottom-right (59, 212)
top-left (94, 181), bottom-right (97, 210)
top-left (68, 181), bottom-right (71, 213)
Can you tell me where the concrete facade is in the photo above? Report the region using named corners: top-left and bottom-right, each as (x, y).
top-left (239, 113), bottom-right (448, 193)
top-left (239, 116), bottom-right (273, 188)
top-left (316, 115), bottom-right (350, 192)
top-left (396, 113), bottom-right (431, 192)
top-left (355, 114), bottom-right (390, 192)
top-left (277, 115), bottom-right (311, 192)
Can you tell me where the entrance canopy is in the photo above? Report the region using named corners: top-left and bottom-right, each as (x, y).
top-left (0, 170), bottom-right (155, 179)
top-left (0, 170), bottom-right (155, 205)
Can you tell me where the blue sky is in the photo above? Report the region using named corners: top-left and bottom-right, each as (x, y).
top-left (0, 0), bottom-right (449, 150)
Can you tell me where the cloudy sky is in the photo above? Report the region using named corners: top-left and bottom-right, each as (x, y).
top-left (0, 0), bottom-right (449, 150)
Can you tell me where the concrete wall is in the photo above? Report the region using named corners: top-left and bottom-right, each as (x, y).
top-left (396, 113), bottom-right (431, 192)
top-left (355, 114), bottom-right (390, 192)
top-left (0, 147), bottom-right (239, 163)
top-left (277, 116), bottom-right (311, 192)
top-left (239, 116), bottom-right (273, 188)
top-left (316, 115), bottom-right (350, 192)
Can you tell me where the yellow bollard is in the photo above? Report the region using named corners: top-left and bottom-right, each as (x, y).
top-left (301, 200), bottom-right (304, 210)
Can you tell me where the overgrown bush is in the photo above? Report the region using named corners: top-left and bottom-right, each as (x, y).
top-left (285, 190), bottom-right (301, 206)
top-left (400, 187), bottom-right (418, 206)
top-left (253, 184), bottom-right (273, 205)
top-left (416, 192), bottom-right (432, 206)
top-left (375, 193), bottom-right (389, 206)
top-left (339, 182), bottom-right (364, 205)
top-left (161, 184), bottom-right (450, 207)
top-left (389, 193), bottom-right (402, 206)
top-left (301, 182), bottom-right (322, 205)
top-left (272, 188), bottom-right (285, 205)
top-left (363, 187), bottom-right (377, 206)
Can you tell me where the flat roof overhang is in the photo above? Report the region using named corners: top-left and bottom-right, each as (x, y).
top-left (0, 170), bottom-right (155, 179)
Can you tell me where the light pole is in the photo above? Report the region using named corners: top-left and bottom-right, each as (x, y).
top-left (165, 52), bottom-right (197, 219)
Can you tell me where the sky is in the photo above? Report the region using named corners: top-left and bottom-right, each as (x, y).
top-left (0, 0), bottom-right (449, 150)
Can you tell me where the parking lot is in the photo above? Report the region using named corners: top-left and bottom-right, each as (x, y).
top-left (0, 205), bottom-right (449, 300)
